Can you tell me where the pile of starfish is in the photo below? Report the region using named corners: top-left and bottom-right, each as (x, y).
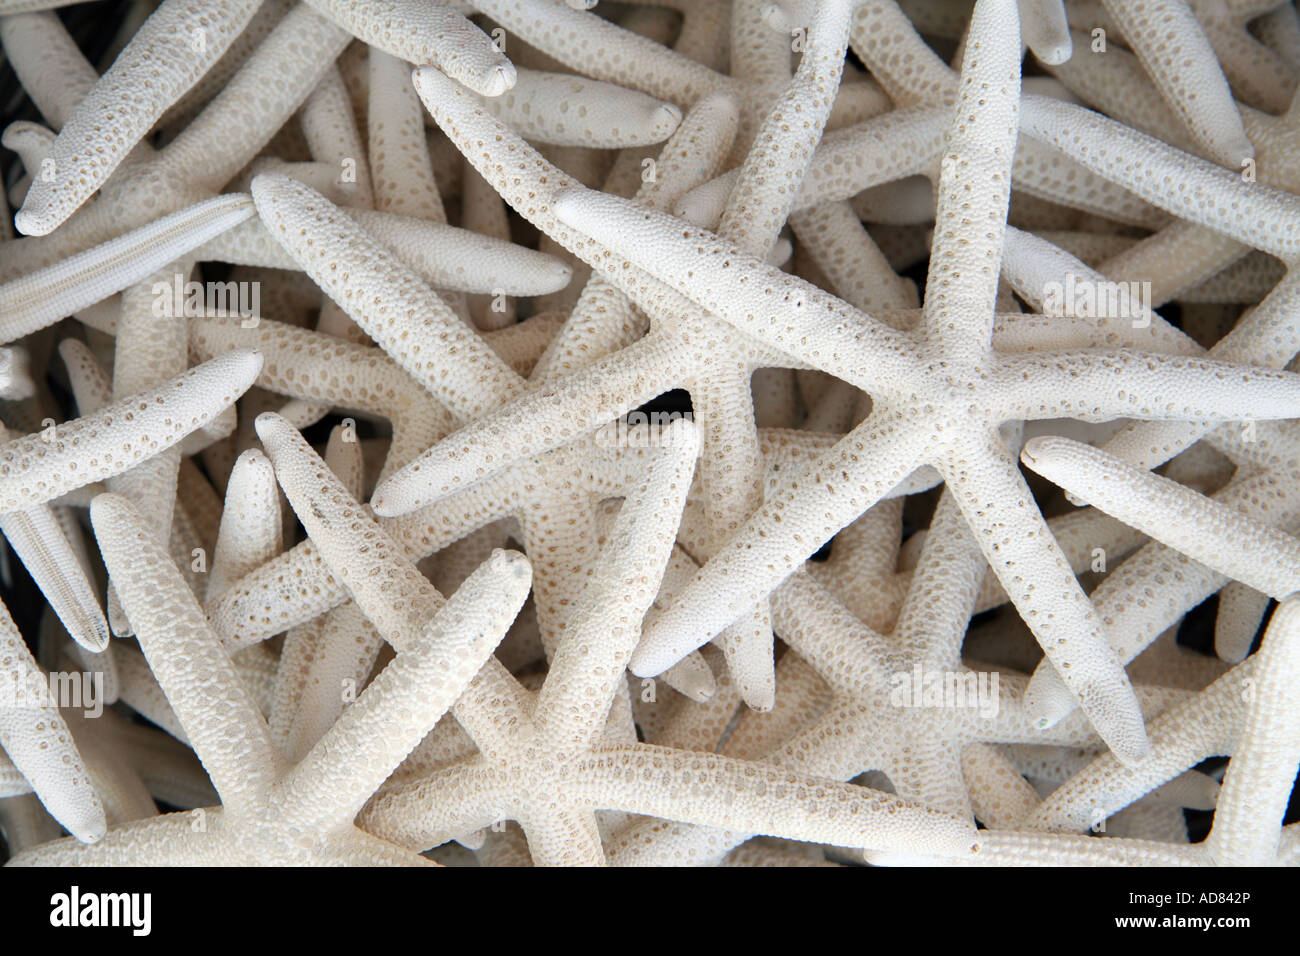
top-left (0, 0), bottom-right (1297, 867)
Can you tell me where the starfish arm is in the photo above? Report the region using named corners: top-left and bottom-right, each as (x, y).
top-left (0, 751), bottom-right (32, 797)
top-left (551, 189), bottom-right (919, 393)
top-left (250, 173), bottom-right (523, 419)
top-left (370, 334), bottom-right (678, 515)
top-left (768, 573), bottom-right (892, 697)
top-left (870, 829), bottom-right (1204, 865)
top-left (517, 810), bottom-right (606, 867)
top-left (480, 68), bottom-right (683, 148)
top-left (349, 209), bottom-right (572, 296)
top-left (1215, 581), bottom-right (1271, 663)
top-left (0, 346), bottom-right (34, 400)
top-left (962, 741), bottom-right (1042, 827)
top-left (1045, 28), bottom-right (1199, 150)
top-left (1027, 527), bottom-right (1232, 714)
top-left (469, 0), bottom-right (730, 104)
top-left (189, 315), bottom-right (457, 455)
top-left (1024, 663), bottom-right (1248, 832)
top-left (206, 449), bottom-right (282, 605)
top-left (358, 757), bottom-right (512, 850)
top-left (207, 464), bottom-right (529, 646)
top-left (115, 644), bottom-right (188, 744)
top-left (0, 194), bottom-right (254, 343)
top-left (300, 64), bottom-right (374, 209)
top-left (158, 5), bottom-right (352, 193)
top-left (919, 0), bottom-right (1021, 360)
top-left (14, 0), bottom-right (261, 236)
top-left (1000, 226), bottom-right (1197, 353)
top-left (255, 413), bottom-right (444, 651)
top-left (0, 499), bottom-right (107, 652)
top-left (413, 64), bottom-right (728, 335)
top-left (0, 598), bottom-right (105, 842)
top-left (276, 549), bottom-right (531, 830)
top-left (0, 350), bottom-right (261, 513)
top-left (272, 603), bottom-right (384, 763)
top-left (633, 408), bottom-right (926, 676)
top-left (1254, 3), bottom-right (1300, 67)
top-left (719, 0), bottom-right (855, 251)
top-left (673, 1), bottom-right (862, 713)
top-left (304, 0), bottom-right (515, 97)
top-left (894, 493), bottom-right (988, 667)
top-left (368, 50), bottom-right (448, 222)
top-left (91, 494), bottom-right (282, 813)
top-left (1019, 0), bottom-right (1072, 64)
top-left (198, 206), bottom-right (572, 296)
top-left (575, 743), bottom-right (978, 857)
top-left (7, 810), bottom-right (234, 866)
top-left (1021, 436), bottom-right (1300, 599)
top-left (97, 275), bottom-right (191, 636)
top-left (112, 718), bottom-right (216, 810)
top-left (994, 348), bottom-right (1300, 424)
top-left (682, 106), bottom-right (948, 225)
top-left (536, 419), bottom-right (699, 749)
top-left (936, 430), bottom-right (1150, 764)
top-left (1019, 95), bottom-right (1298, 261)
top-left (1206, 597), bottom-right (1300, 864)
top-left (310, 827), bottom-right (437, 866)
top-left (1100, 0), bottom-right (1253, 166)
top-left (1098, 270), bottom-right (1300, 470)
top-left (0, 12), bottom-right (98, 129)
top-left (2, 121), bottom-right (54, 192)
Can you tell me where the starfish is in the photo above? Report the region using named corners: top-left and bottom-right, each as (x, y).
top-left (319, 412), bottom-right (976, 863)
top-left (366, 2), bottom-right (871, 709)
top-left (9, 493), bottom-right (531, 865)
top-left (604, 492), bottom-right (1187, 866)
top-left (481, 0), bottom-right (1300, 763)
top-left (2, 0), bottom-right (1299, 870)
top-left (0, 596), bottom-right (105, 843)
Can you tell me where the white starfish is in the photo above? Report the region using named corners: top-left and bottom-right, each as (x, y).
top-left (9, 493), bottom-right (531, 865)
top-left (539, 0), bottom-right (1300, 763)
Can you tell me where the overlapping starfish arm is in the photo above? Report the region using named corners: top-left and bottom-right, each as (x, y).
top-left (629, 407), bottom-right (930, 678)
top-left (936, 430), bottom-right (1149, 762)
top-left (1204, 595), bottom-right (1300, 865)
top-left (92, 492), bottom-right (282, 813)
top-left (919, 0), bottom-right (1021, 362)
top-left (550, 190), bottom-right (919, 393)
top-left (0, 194), bottom-right (255, 342)
top-left (254, 412), bottom-right (446, 651)
top-left (1022, 436), bottom-right (1300, 599)
top-left (0, 13), bottom-right (97, 130)
top-left (249, 173), bottom-right (524, 419)
top-left (1019, 95), bottom-right (1298, 261)
top-left (0, 433), bottom-right (107, 652)
top-left (0, 350), bottom-right (262, 513)
top-left (13, 0), bottom-right (262, 237)
top-left (468, 0), bottom-right (730, 104)
top-left (0, 598), bottom-right (105, 843)
top-left (206, 449), bottom-right (283, 606)
top-left (154, 4), bottom-right (352, 194)
top-left (535, 419), bottom-right (699, 749)
top-left (26, 492), bottom-right (457, 866)
top-left (1100, 0), bottom-right (1255, 167)
top-left (304, 0), bottom-right (516, 97)
top-left (1019, 0), bottom-right (1072, 64)
top-left (273, 548), bottom-right (531, 832)
top-left (477, 69), bottom-right (684, 148)
top-left (1023, 662), bottom-right (1250, 834)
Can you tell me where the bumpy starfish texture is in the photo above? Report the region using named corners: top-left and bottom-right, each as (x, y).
top-left (1, 0), bottom-right (1298, 868)
top-left (9, 494), bottom-right (530, 865)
